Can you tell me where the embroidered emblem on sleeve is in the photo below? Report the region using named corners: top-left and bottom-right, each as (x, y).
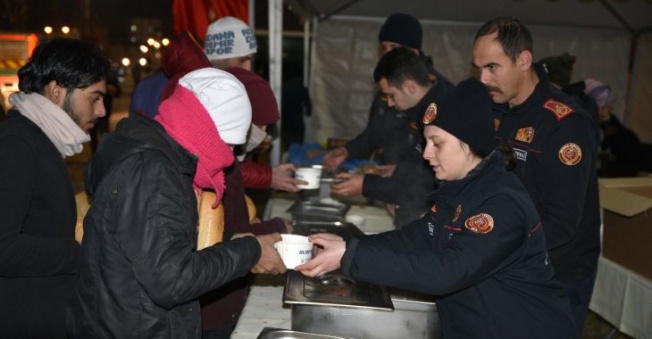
top-left (515, 127), bottom-right (535, 143)
top-left (423, 103), bottom-right (437, 124)
top-left (464, 213), bottom-right (494, 234)
top-left (543, 99), bottom-right (574, 120)
top-left (452, 205), bottom-right (462, 223)
top-left (558, 143), bottom-right (582, 165)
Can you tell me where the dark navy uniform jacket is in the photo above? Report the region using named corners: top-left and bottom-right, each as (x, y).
top-left (362, 83), bottom-right (450, 212)
top-left (493, 66), bottom-right (601, 283)
top-left (341, 152), bottom-right (576, 338)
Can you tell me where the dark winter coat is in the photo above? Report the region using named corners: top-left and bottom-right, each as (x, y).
top-left (342, 152), bottom-right (576, 338)
top-left (0, 111), bottom-right (80, 338)
top-left (66, 115), bottom-right (262, 338)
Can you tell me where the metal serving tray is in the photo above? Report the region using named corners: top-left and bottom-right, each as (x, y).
top-left (283, 270), bottom-right (393, 311)
top-left (287, 200), bottom-right (350, 222)
top-left (292, 221), bottom-right (364, 238)
top-left (257, 327), bottom-right (349, 339)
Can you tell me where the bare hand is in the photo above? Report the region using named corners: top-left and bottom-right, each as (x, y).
top-left (322, 147), bottom-right (348, 171)
top-left (251, 233), bottom-right (286, 274)
top-left (271, 163), bottom-right (307, 193)
top-left (294, 234), bottom-right (345, 277)
top-left (330, 173), bottom-right (364, 196)
top-left (308, 233), bottom-right (343, 256)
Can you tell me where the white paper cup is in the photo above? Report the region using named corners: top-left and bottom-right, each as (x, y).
top-left (295, 167), bottom-right (322, 190)
top-left (274, 234), bottom-right (313, 269)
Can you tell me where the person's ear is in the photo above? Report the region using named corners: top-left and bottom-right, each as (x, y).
top-left (43, 80), bottom-right (67, 106)
top-left (517, 50), bottom-right (533, 71)
top-left (403, 79), bottom-right (417, 94)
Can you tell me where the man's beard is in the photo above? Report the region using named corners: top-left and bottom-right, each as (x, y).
top-left (61, 91), bottom-right (82, 127)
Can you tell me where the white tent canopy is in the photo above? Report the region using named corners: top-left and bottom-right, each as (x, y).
top-left (280, 0), bottom-right (652, 145)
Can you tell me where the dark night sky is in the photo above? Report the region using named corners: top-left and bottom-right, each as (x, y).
top-left (0, 0), bottom-right (175, 43)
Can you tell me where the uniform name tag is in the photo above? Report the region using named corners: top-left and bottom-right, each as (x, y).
top-left (514, 148), bottom-right (528, 161)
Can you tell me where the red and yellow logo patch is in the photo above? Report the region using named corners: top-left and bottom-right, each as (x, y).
top-left (423, 103), bottom-right (437, 124)
top-left (464, 213), bottom-right (494, 234)
top-left (558, 143), bottom-right (582, 165)
top-left (543, 99), bottom-right (574, 120)
top-left (515, 127), bottom-right (535, 143)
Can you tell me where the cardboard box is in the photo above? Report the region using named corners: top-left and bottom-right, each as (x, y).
top-left (599, 177), bottom-right (652, 281)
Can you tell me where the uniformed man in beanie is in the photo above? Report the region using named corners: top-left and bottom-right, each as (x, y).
top-left (322, 13), bottom-right (453, 174)
top-left (323, 13), bottom-right (453, 227)
top-left (473, 17), bottom-right (601, 336)
top-left (329, 46), bottom-right (451, 228)
top-left (297, 78), bottom-right (576, 338)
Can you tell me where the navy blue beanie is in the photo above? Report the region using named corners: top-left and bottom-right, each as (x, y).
top-left (422, 78), bottom-right (494, 156)
top-left (378, 13), bottom-right (422, 50)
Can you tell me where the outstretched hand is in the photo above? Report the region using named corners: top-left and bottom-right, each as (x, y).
top-left (251, 233), bottom-right (286, 274)
top-left (294, 233), bottom-right (345, 277)
top-left (271, 163), bottom-right (307, 193)
top-left (322, 147), bottom-right (348, 172)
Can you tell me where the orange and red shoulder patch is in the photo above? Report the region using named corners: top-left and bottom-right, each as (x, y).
top-left (464, 213), bottom-right (494, 234)
top-left (558, 143), bottom-right (582, 165)
top-left (543, 99), bottom-right (574, 121)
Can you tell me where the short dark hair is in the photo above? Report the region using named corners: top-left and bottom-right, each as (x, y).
top-left (374, 46), bottom-right (430, 88)
top-left (18, 37), bottom-right (110, 94)
top-left (474, 16), bottom-right (533, 62)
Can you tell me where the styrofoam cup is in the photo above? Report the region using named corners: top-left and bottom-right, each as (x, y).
top-left (295, 167), bottom-right (322, 190)
top-left (274, 234), bottom-right (313, 269)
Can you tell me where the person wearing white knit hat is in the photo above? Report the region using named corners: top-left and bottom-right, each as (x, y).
top-left (67, 67), bottom-right (286, 338)
top-left (204, 16), bottom-right (257, 71)
top-left (177, 67), bottom-right (252, 145)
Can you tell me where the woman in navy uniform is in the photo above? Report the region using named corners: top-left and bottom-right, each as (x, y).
top-left (296, 78), bottom-right (576, 338)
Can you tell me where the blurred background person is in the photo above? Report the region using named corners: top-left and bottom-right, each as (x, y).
top-left (204, 16), bottom-right (257, 71)
top-left (536, 52), bottom-right (600, 125)
top-left (584, 78), bottom-right (642, 177)
top-left (281, 61), bottom-right (312, 153)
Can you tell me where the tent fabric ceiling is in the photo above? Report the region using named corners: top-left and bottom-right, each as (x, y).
top-left (289, 0), bottom-right (652, 33)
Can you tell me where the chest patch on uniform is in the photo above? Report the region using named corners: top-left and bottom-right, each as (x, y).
top-left (515, 127), bottom-right (535, 143)
top-left (558, 143), bottom-right (582, 165)
top-left (423, 103), bottom-right (437, 124)
top-left (464, 213), bottom-right (494, 234)
top-left (543, 99), bottom-right (574, 120)
top-left (452, 204), bottom-right (462, 223)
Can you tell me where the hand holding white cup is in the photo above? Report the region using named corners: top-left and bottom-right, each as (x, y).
top-left (294, 167), bottom-right (322, 190)
top-left (274, 234), bottom-right (314, 269)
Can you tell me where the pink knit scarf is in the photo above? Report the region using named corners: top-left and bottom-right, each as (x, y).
top-left (154, 84), bottom-right (234, 207)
